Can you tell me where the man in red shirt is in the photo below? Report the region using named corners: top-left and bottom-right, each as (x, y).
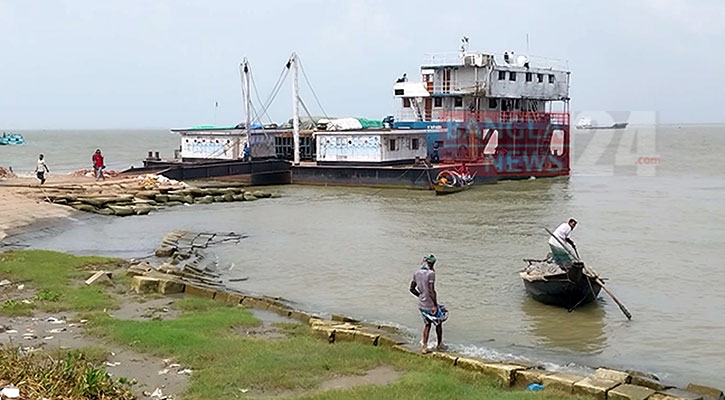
top-left (92, 149), bottom-right (105, 180)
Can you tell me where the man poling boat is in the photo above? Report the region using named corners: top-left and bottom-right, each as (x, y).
top-left (520, 222), bottom-right (632, 320)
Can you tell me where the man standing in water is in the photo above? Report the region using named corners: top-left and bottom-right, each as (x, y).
top-left (549, 218), bottom-right (578, 264)
top-left (92, 149), bottom-right (105, 180)
top-left (409, 254), bottom-right (446, 353)
top-left (35, 154), bottom-right (50, 184)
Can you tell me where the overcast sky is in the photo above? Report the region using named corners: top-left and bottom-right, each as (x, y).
top-left (1, 0), bottom-right (724, 129)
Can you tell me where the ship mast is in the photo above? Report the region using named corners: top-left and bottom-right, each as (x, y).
top-left (289, 52), bottom-right (300, 165)
top-left (242, 58), bottom-right (251, 160)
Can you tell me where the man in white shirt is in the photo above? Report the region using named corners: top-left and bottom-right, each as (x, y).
top-left (549, 218), bottom-right (577, 264)
top-left (35, 154), bottom-right (50, 185)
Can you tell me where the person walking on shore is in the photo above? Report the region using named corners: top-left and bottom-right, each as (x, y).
top-left (35, 154), bottom-right (50, 185)
top-left (92, 149), bottom-right (105, 180)
top-left (409, 254), bottom-right (447, 353)
top-left (549, 218), bottom-right (578, 265)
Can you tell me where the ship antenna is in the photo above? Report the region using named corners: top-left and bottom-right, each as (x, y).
top-left (460, 36), bottom-right (469, 54)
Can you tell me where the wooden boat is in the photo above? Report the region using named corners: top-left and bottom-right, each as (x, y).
top-left (519, 258), bottom-right (602, 309)
top-left (434, 170), bottom-right (474, 195)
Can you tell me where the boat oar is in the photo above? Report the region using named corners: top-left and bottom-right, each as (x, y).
top-left (544, 228), bottom-right (632, 320)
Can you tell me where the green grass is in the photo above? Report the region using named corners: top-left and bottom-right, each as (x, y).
top-left (87, 298), bottom-right (580, 400)
top-left (1, 250), bottom-right (582, 400)
top-left (0, 250), bottom-right (121, 314)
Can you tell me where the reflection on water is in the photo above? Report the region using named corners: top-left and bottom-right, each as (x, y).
top-left (521, 297), bottom-right (607, 353)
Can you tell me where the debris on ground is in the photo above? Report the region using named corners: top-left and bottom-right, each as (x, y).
top-left (0, 167), bottom-right (17, 179)
top-left (68, 168), bottom-right (121, 178)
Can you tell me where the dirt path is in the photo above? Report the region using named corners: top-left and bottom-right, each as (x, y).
top-left (0, 305), bottom-right (190, 399)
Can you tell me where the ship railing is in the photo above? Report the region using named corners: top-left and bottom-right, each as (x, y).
top-left (422, 53), bottom-right (464, 66)
top-left (438, 111), bottom-right (570, 126)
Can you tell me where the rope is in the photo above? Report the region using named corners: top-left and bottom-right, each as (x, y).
top-left (297, 57), bottom-right (329, 119)
top-left (248, 66), bottom-right (274, 124)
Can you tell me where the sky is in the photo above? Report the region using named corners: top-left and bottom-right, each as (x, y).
top-left (1, 0), bottom-right (724, 129)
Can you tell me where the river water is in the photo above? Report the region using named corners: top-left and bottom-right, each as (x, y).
top-left (3, 126), bottom-right (724, 387)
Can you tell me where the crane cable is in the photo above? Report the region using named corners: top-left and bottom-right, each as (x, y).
top-left (297, 56), bottom-right (329, 119)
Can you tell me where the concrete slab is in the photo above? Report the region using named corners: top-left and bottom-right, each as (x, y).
top-left (240, 297), bottom-right (270, 310)
top-left (573, 376), bottom-right (621, 400)
top-left (514, 369), bottom-right (551, 388)
top-left (430, 351), bottom-right (458, 366)
top-left (594, 368), bottom-right (631, 384)
top-left (185, 285), bottom-right (215, 299)
top-left (455, 358), bottom-right (523, 387)
top-left (158, 279), bottom-right (184, 294)
top-left (353, 331), bottom-right (379, 346)
top-left (131, 276), bottom-right (159, 294)
top-left (609, 384), bottom-right (657, 400)
top-left (632, 376), bottom-right (672, 391)
top-left (541, 372), bottom-right (587, 394)
top-left (686, 384), bottom-right (724, 400)
top-left (658, 388), bottom-right (705, 400)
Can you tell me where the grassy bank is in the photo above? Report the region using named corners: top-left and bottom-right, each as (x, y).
top-left (1, 250), bottom-right (581, 399)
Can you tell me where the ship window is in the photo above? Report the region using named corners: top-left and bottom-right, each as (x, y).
top-left (509, 72), bottom-right (517, 81)
top-left (488, 98), bottom-right (498, 109)
top-left (548, 74), bottom-right (555, 83)
top-left (537, 74), bottom-right (543, 83)
top-left (526, 72), bottom-right (532, 82)
top-left (394, 89), bottom-right (404, 95)
top-left (434, 97), bottom-right (442, 107)
top-left (454, 97), bottom-right (463, 107)
top-left (411, 138), bottom-right (420, 150)
top-left (389, 139), bottom-right (397, 151)
top-left (403, 98), bottom-right (411, 108)
top-left (498, 71), bottom-right (506, 80)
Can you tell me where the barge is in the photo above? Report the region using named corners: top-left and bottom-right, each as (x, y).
top-left (143, 42), bottom-right (572, 188)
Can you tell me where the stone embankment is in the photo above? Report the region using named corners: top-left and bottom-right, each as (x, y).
top-left (127, 231), bottom-right (724, 400)
top-left (41, 176), bottom-right (272, 216)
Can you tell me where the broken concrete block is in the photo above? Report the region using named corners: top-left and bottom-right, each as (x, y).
top-left (194, 195), bottom-right (214, 204)
top-left (686, 384), bottom-right (724, 400)
top-left (514, 369), bottom-right (551, 388)
top-left (594, 368), bottom-right (631, 384)
top-left (131, 276), bottom-right (160, 294)
top-left (155, 246), bottom-right (176, 257)
top-left (158, 279), bottom-right (184, 294)
top-left (540, 372), bottom-right (587, 394)
top-left (609, 384), bottom-right (657, 400)
top-left (333, 329), bottom-right (356, 343)
top-left (454, 358), bottom-right (524, 387)
top-left (573, 376), bottom-right (621, 400)
top-left (243, 192), bottom-right (257, 201)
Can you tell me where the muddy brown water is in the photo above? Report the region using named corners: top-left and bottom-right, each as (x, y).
top-left (7, 125), bottom-right (725, 388)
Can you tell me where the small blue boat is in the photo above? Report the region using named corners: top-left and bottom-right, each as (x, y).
top-left (0, 132), bottom-right (25, 145)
